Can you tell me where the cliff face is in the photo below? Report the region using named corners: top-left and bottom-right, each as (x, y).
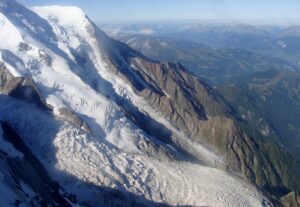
top-left (0, 62), bottom-right (50, 110)
top-left (103, 45), bottom-right (300, 204)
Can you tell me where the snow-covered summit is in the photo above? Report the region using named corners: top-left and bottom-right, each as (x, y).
top-left (32, 5), bottom-right (87, 28)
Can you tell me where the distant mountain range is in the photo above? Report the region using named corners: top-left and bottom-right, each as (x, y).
top-left (103, 23), bottom-right (300, 68)
top-left (112, 34), bottom-right (299, 83)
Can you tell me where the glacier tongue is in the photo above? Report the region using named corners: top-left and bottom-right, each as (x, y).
top-left (0, 95), bottom-right (268, 207)
top-left (0, 1), bottom-right (272, 206)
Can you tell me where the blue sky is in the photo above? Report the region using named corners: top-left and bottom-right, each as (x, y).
top-left (19, 0), bottom-right (300, 23)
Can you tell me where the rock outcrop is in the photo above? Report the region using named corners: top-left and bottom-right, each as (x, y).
top-left (0, 62), bottom-right (51, 110)
top-left (281, 192), bottom-right (300, 207)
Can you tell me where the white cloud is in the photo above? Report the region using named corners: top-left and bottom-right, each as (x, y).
top-left (139, 28), bottom-right (155, 35)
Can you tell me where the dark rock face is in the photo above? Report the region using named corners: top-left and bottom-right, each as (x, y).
top-left (58, 107), bottom-right (91, 133)
top-left (281, 192), bottom-right (300, 207)
top-left (133, 60), bottom-right (300, 205)
top-left (102, 41), bottom-right (300, 205)
top-left (0, 62), bottom-right (51, 110)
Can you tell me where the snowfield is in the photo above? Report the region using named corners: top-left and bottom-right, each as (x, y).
top-left (0, 1), bottom-right (272, 206)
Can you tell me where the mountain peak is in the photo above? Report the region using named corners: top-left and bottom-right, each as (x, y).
top-left (32, 5), bottom-right (88, 27)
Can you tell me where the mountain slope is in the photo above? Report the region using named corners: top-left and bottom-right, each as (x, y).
top-left (0, 0), bottom-right (299, 206)
top-left (218, 70), bottom-right (300, 159)
top-left (0, 62), bottom-right (267, 207)
top-left (0, 121), bottom-right (81, 207)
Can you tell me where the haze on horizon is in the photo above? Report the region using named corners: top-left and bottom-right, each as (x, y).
top-left (20, 0), bottom-right (300, 25)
